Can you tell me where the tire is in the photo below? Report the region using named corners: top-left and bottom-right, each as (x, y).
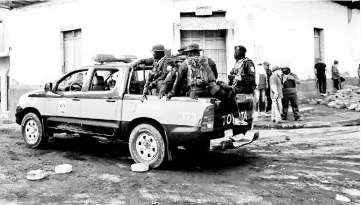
top-left (21, 112), bottom-right (48, 149)
top-left (184, 139), bottom-right (210, 153)
top-left (129, 123), bottom-right (166, 169)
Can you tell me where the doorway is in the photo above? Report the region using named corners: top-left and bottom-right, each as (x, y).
top-left (180, 30), bottom-right (227, 82)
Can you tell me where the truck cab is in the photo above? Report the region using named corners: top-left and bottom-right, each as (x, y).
top-left (15, 54), bottom-right (257, 169)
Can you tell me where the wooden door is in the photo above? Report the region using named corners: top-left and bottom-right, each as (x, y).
top-left (63, 29), bottom-right (82, 73)
top-left (181, 30), bottom-right (227, 82)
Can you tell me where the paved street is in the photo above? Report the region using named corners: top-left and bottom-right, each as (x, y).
top-left (0, 126), bottom-right (359, 205)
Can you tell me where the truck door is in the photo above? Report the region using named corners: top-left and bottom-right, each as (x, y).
top-left (80, 69), bottom-right (121, 135)
top-left (45, 69), bottom-right (88, 121)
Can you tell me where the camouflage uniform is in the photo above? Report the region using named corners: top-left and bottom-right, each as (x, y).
top-left (137, 56), bottom-right (172, 95)
top-left (229, 57), bottom-right (257, 94)
top-left (159, 62), bottom-right (181, 100)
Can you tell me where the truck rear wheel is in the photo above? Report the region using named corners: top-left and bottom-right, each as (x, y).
top-left (21, 112), bottom-right (48, 149)
top-left (129, 123), bottom-right (166, 169)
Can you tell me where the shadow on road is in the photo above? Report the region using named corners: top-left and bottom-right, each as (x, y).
top-left (35, 134), bottom-right (262, 171)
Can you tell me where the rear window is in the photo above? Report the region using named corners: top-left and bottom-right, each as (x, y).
top-left (128, 68), bottom-right (150, 94)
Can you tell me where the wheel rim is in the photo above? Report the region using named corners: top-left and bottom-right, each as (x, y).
top-left (135, 133), bottom-right (158, 161)
top-left (24, 119), bottom-right (39, 144)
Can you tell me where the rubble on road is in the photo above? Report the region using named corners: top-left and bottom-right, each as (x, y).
top-left (335, 194), bottom-right (351, 202)
top-left (27, 170), bottom-right (47, 181)
top-left (308, 85), bottom-right (360, 111)
top-left (55, 164), bottom-right (73, 174)
top-left (131, 163), bottom-right (149, 172)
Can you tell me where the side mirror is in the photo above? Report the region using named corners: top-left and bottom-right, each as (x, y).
top-left (44, 82), bottom-right (53, 91)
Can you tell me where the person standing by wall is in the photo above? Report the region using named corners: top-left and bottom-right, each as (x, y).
top-left (255, 62), bottom-right (268, 116)
top-left (281, 67), bottom-right (302, 121)
top-left (314, 58), bottom-right (327, 95)
top-left (263, 61), bottom-right (272, 113)
top-left (331, 60), bottom-right (341, 91)
top-left (269, 66), bottom-right (284, 123)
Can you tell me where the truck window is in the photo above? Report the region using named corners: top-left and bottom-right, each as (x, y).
top-left (89, 69), bottom-right (119, 91)
top-left (128, 69), bottom-right (150, 94)
top-left (57, 69), bottom-right (87, 92)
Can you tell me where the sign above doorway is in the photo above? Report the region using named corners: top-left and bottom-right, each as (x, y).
top-left (195, 6), bottom-right (212, 16)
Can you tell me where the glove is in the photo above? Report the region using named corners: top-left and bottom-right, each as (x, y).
top-left (159, 91), bottom-right (165, 99)
top-left (166, 93), bottom-right (173, 101)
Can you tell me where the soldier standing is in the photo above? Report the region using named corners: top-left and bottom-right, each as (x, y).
top-left (228, 45), bottom-right (257, 124)
top-left (228, 45), bottom-right (257, 94)
top-left (132, 44), bottom-right (172, 100)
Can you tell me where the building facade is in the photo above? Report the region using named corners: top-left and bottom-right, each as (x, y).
top-left (0, 0), bottom-right (359, 117)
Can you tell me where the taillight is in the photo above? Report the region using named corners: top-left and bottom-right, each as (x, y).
top-left (201, 105), bottom-right (214, 132)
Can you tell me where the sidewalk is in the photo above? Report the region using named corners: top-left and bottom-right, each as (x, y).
top-left (254, 104), bottom-right (360, 129)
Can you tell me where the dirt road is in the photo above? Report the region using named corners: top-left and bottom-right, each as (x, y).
top-left (0, 126), bottom-right (359, 205)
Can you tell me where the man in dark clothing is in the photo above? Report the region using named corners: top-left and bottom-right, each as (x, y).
top-left (159, 60), bottom-right (180, 101)
top-left (177, 44), bottom-right (218, 96)
top-left (331, 60), bottom-right (341, 91)
top-left (228, 45), bottom-right (256, 94)
top-left (314, 58), bottom-right (327, 95)
top-left (132, 44), bottom-right (172, 100)
top-left (175, 46), bottom-right (188, 67)
top-left (281, 67), bottom-right (302, 121)
top-left (263, 61), bottom-right (272, 112)
top-left (177, 44), bottom-right (245, 125)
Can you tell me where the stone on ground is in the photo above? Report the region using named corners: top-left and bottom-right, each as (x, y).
top-left (55, 164), bottom-right (72, 174)
top-left (27, 170), bottom-right (47, 181)
top-left (131, 163), bottom-right (149, 172)
top-left (348, 103), bottom-right (359, 110)
top-left (335, 194), bottom-right (351, 202)
top-left (327, 102), bottom-right (336, 108)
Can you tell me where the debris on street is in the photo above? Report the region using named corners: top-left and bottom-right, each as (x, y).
top-left (335, 194), bottom-right (351, 202)
top-left (54, 164), bottom-right (73, 174)
top-left (27, 169), bottom-right (47, 181)
top-left (131, 163), bottom-right (149, 172)
top-left (309, 85), bottom-right (360, 111)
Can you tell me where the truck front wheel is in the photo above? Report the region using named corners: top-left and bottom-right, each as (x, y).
top-left (129, 123), bottom-right (166, 169)
top-left (21, 112), bottom-right (49, 148)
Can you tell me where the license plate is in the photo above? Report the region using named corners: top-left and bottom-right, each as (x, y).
top-left (225, 129), bottom-right (233, 138)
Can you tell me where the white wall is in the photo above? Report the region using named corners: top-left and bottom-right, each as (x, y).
top-left (5, 0), bottom-right (361, 85)
top-left (0, 8), bottom-right (11, 54)
top-left (9, 0), bottom-right (173, 85)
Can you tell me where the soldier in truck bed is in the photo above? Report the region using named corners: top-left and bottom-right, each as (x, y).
top-left (176, 44), bottom-right (219, 96)
top-left (176, 44), bottom-right (245, 125)
top-left (159, 60), bottom-right (181, 101)
top-left (132, 44), bottom-right (172, 99)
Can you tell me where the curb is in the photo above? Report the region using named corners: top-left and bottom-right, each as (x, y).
top-left (254, 117), bottom-right (360, 130)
